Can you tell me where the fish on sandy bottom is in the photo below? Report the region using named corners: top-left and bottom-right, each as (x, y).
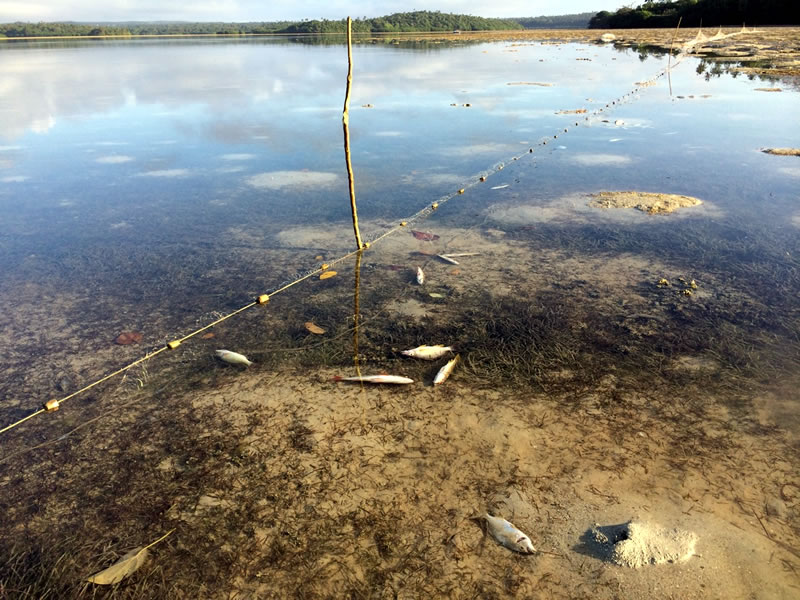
top-left (332, 374), bottom-right (414, 384)
top-left (401, 345), bottom-right (453, 360)
top-left (433, 354), bottom-right (459, 385)
top-left (215, 349), bottom-right (253, 366)
top-left (482, 514), bottom-right (536, 554)
top-left (416, 266), bottom-right (425, 285)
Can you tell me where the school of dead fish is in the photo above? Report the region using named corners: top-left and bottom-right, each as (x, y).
top-left (89, 229), bottom-right (532, 585)
top-left (215, 230), bottom-right (478, 385)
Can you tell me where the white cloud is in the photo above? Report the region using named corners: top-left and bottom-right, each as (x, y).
top-left (221, 153), bottom-right (256, 161)
top-left (779, 167), bottom-right (800, 178)
top-left (1, 175), bottom-right (29, 182)
top-left (449, 142), bottom-right (516, 156)
top-left (96, 155), bottom-right (134, 163)
top-left (246, 170), bottom-right (338, 189)
top-left (571, 153), bottom-right (632, 166)
top-left (137, 169), bottom-right (190, 177)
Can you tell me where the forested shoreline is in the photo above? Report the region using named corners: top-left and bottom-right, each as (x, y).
top-left (589, 0), bottom-right (800, 28)
top-left (3, 4), bottom-right (797, 39)
top-left (0, 11), bottom-right (522, 38)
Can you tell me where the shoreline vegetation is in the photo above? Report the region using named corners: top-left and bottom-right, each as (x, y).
top-left (590, 0), bottom-right (800, 29)
top-left (0, 11), bottom-right (592, 39)
top-left (1, 2), bottom-right (798, 40)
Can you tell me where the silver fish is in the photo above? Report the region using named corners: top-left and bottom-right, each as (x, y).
top-left (433, 354), bottom-right (459, 385)
top-left (401, 345), bottom-right (453, 360)
top-left (215, 349), bottom-right (253, 367)
top-left (484, 514), bottom-right (536, 554)
top-left (416, 266), bottom-right (425, 285)
top-left (333, 374), bottom-right (413, 384)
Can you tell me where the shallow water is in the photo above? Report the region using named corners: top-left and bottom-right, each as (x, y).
top-left (1, 35), bottom-right (799, 598)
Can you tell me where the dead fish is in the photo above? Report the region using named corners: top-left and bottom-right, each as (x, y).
top-left (401, 345), bottom-right (453, 360)
top-left (332, 374), bottom-right (414, 384)
top-left (215, 349), bottom-right (253, 367)
top-left (433, 354), bottom-right (459, 385)
top-left (416, 267), bottom-right (425, 285)
top-left (483, 514), bottom-right (536, 554)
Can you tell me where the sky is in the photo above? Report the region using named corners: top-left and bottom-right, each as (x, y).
top-left (0, 1), bottom-right (624, 23)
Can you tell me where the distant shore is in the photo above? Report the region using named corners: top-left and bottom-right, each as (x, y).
top-left (3, 27), bottom-right (798, 78)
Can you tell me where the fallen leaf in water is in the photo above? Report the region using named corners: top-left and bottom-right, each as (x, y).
top-left (201, 332), bottom-right (215, 339)
top-left (412, 230), bottom-right (440, 241)
top-left (115, 332), bottom-right (143, 345)
top-left (319, 271), bottom-right (337, 280)
top-left (315, 255), bottom-right (324, 260)
top-left (305, 322), bottom-right (325, 334)
top-left (449, 268), bottom-right (461, 275)
top-left (429, 293), bottom-right (445, 298)
top-left (88, 547), bottom-right (149, 585)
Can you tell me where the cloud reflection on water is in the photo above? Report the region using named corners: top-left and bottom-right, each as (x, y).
top-left (0, 38), bottom-right (662, 143)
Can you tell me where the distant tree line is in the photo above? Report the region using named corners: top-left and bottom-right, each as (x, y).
top-left (0, 21), bottom-right (293, 37)
top-left (0, 22), bottom-right (133, 37)
top-left (515, 13), bottom-right (594, 29)
top-left (0, 12), bottom-right (525, 38)
top-left (280, 11), bottom-right (522, 33)
top-left (589, 0), bottom-right (800, 29)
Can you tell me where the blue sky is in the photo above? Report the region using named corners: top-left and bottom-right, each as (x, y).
top-left (0, 1), bottom-right (623, 22)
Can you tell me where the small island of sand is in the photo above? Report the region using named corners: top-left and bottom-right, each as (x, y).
top-left (589, 191), bottom-right (703, 214)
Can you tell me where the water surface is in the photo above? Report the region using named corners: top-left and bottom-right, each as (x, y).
top-left (1, 35), bottom-right (798, 599)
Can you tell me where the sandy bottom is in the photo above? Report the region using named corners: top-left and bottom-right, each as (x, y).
top-left (1, 216), bottom-right (799, 598)
top-left (167, 371), bottom-right (798, 598)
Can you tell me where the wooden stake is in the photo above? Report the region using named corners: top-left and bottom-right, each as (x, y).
top-left (342, 17), bottom-right (363, 250)
top-left (668, 16), bottom-right (682, 97)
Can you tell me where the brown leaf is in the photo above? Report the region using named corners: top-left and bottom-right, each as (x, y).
top-left (412, 230), bottom-right (440, 241)
top-left (305, 322), bottom-right (326, 335)
top-left (115, 332), bottom-right (143, 345)
top-left (319, 270), bottom-right (337, 280)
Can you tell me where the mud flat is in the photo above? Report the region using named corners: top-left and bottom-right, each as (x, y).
top-left (370, 27), bottom-right (800, 78)
top-left (589, 191), bottom-right (703, 214)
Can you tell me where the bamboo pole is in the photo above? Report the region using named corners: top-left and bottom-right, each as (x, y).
top-left (352, 248), bottom-right (363, 377)
top-left (667, 16), bottom-right (682, 97)
top-left (342, 17), bottom-right (363, 249)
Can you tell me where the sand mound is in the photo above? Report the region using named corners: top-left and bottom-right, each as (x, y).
top-left (761, 147), bottom-right (800, 156)
top-left (588, 519), bottom-right (698, 568)
top-left (589, 191), bottom-right (702, 214)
